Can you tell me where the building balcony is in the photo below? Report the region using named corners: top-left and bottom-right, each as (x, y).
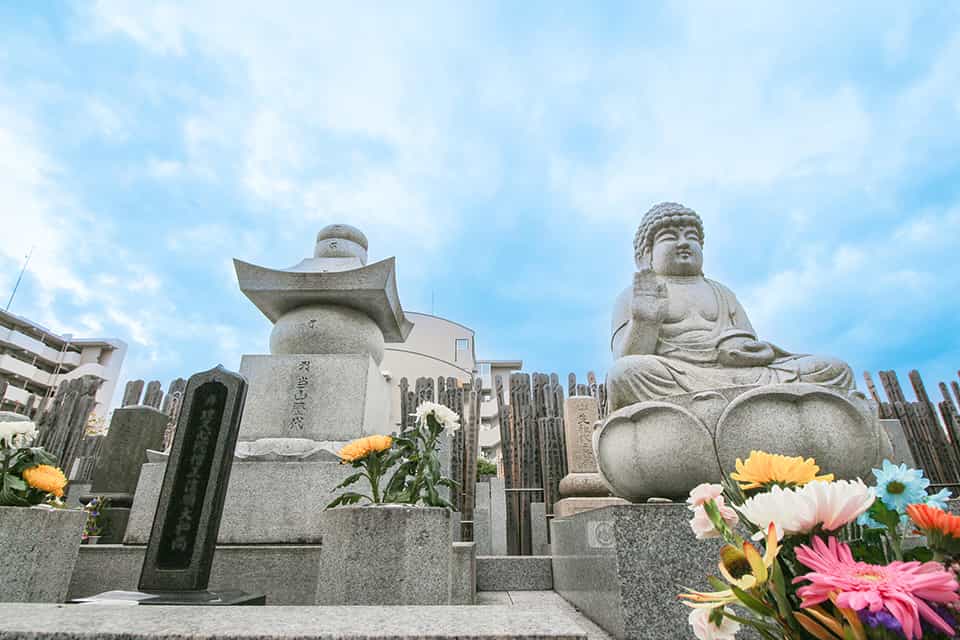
top-left (0, 328), bottom-right (82, 367)
top-left (0, 383), bottom-right (31, 406)
top-left (0, 354), bottom-right (55, 388)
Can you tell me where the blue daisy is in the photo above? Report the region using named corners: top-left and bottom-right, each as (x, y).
top-left (926, 488), bottom-right (953, 510)
top-left (872, 460), bottom-right (929, 513)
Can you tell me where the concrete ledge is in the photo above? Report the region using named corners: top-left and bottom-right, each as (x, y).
top-left (0, 604), bottom-right (587, 639)
top-left (476, 556), bottom-right (553, 591)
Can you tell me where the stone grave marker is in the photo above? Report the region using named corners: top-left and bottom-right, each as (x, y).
top-left (136, 365), bottom-right (262, 605)
top-left (82, 406), bottom-right (168, 542)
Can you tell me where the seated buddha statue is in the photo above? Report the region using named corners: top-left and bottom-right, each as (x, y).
top-left (607, 202), bottom-right (854, 412)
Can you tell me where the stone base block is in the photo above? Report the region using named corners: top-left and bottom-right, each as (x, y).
top-left (450, 542), bottom-right (476, 605)
top-left (238, 354), bottom-right (390, 445)
top-left (554, 497), bottom-right (630, 518)
top-left (125, 461), bottom-right (355, 544)
top-left (0, 507), bottom-right (85, 603)
top-left (316, 505), bottom-right (452, 605)
top-left (551, 503), bottom-right (722, 640)
top-left (68, 545), bottom-right (323, 605)
top-left (476, 556), bottom-right (553, 591)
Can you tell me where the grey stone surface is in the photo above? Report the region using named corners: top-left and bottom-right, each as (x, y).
top-left (554, 497), bottom-right (629, 519)
top-left (474, 481), bottom-right (492, 555)
top-left (269, 304), bottom-right (386, 362)
top-left (85, 405), bottom-right (168, 542)
top-left (450, 542), bottom-right (476, 605)
top-left (316, 505), bottom-right (452, 605)
top-left (558, 473), bottom-right (610, 498)
top-left (139, 366), bottom-right (247, 593)
top-left (234, 245), bottom-right (412, 343)
top-left (476, 556), bottom-right (553, 591)
top-left (237, 354), bottom-right (391, 445)
top-left (89, 406), bottom-right (167, 496)
top-left (125, 461), bottom-right (355, 544)
top-left (530, 502), bottom-right (549, 555)
top-left (0, 603), bottom-right (588, 639)
top-left (551, 503), bottom-right (722, 640)
top-left (68, 544), bottom-right (322, 605)
top-left (0, 506), bottom-right (85, 603)
top-left (563, 397), bottom-right (601, 474)
top-left (882, 418), bottom-right (916, 467)
top-left (489, 477), bottom-right (508, 555)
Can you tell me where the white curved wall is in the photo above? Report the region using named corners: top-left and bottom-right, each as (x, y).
top-left (381, 312), bottom-right (476, 426)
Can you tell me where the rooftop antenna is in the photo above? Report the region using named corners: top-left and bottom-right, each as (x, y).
top-left (5, 245), bottom-right (35, 312)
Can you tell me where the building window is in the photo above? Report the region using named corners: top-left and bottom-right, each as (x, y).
top-left (455, 338), bottom-right (469, 362)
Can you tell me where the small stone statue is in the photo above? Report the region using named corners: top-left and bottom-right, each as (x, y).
top-left (607, 202), bottom-right (853, 411)
top-left (595, 202), bottom-right (892, 501)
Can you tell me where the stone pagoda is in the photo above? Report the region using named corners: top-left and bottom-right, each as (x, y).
top-left (124, 224), bottom-right (413, 545)
top-left (233, 223), bottom-right (412, 461)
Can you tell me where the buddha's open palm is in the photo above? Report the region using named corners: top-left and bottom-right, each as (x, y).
top-left (631, 270), bottom-right (668, 324)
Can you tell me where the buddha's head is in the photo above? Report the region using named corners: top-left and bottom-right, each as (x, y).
top-left (634, 202), bottom-right (704, 276)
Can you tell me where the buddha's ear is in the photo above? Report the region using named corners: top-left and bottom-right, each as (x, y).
top-left (635, 251), bottom-right (652, 271)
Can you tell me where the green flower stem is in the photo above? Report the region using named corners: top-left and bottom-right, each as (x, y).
top-left (363, 453), bottom-right (383, 504)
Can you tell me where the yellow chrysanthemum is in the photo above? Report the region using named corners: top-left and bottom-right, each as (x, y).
top-left (337, 435), bottom-right (393, 463)
top-left (22, 464), bottom-right (68, 498)
top-left (730, 450), bottom-right (833, 491)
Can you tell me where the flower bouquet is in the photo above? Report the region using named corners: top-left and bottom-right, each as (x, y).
top-left (0, 419), bottom-right (68, 506)
top-left (680, 451), bottom-right (960, 640)
top-left (326, 401), bottom-right (460, 509)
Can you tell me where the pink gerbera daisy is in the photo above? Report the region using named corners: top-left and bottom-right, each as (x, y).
top-left (793, 536), bottom-right (958, 639)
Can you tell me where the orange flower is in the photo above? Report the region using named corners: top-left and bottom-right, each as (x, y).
top-left (22, 464), bottom-right (67, 498)
top-left (907, 503), bottom-right (960, 556)
top-left (908, 504), bottom-right (960, 535)
top-left (336, 435), bottom-right (393, 463)
top-left (730, 451), bottom-right (833, 491)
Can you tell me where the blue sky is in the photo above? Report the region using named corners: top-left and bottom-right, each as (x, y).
top-left (1, 2), bottom-right (958, 408)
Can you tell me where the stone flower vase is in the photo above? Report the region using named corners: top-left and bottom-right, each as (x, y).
top-left (0, 506), bottom-right (86, 602)
top-left (315, 504), bottom-right (452, 605)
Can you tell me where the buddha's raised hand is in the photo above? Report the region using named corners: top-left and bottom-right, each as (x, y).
top-left (631, 269), bottom-right (668, 324)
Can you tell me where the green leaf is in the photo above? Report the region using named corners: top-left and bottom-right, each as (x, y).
top-left (730, 585), bottom-right (777, 618)
top-left (4, 473), bottom-right (26, 491)
top-left (332, 472), bottom-right (364, 491)
top-left (904, 546), bottom-right (934, 562)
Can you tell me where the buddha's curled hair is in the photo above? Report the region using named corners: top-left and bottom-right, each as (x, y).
top-left (634, 202), bottom-right (704, 261)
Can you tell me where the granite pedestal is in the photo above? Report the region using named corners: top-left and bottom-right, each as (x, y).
top-left (0, 507), bottom-right (85, 603)
top-left (125, 461), bottom-right (355, 544)
top-left (551, 503), bottom-right (721, 640)
top-left (316, 505), bottom-right (453, 605)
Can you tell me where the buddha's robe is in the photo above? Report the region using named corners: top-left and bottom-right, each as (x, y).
top-left (607, 277), bottom-right (853, 411)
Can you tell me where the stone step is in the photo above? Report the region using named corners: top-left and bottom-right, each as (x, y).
top-left (477, 556), bottom-right (553, 591)
top-left (0, 604), bottom-right (587, 640)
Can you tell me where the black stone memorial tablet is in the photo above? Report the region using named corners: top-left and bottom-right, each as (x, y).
top-left (136, 365), bottom-right (263, 605)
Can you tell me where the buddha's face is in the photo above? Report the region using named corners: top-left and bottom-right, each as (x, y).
top-left (650, 224), bottom-right (703, 276)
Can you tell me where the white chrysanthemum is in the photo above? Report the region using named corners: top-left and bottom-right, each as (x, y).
top-left (798, 479), bottom-right (875, 531)
top-left (738, 480), bottom-right (874, 540)
top-left (0, 420), bottom-right (38, 450)
top-left (689, 607), bottom-right (740, 640)
top-left (413, 402), bottom-right (461, 432)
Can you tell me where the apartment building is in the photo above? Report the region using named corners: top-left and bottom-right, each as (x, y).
top-left (0, 309), bottom-right (126, 418)
top-left (380, 311), bottom-right (521, 473)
